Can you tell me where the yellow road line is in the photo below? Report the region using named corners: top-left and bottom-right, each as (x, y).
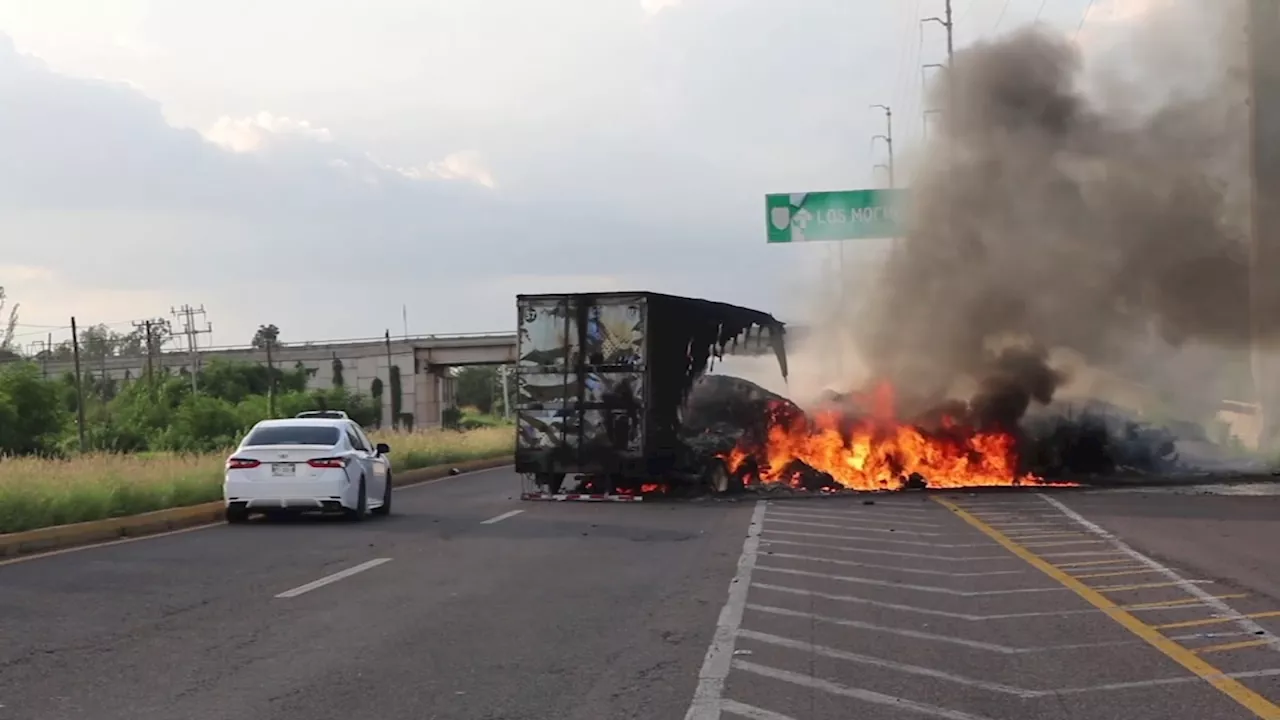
top-left (1125, 595), bottom-right (1249, 610)
top-left (1196, 639), bottom-right (1277, 655)
top-left (935, 496), bottom-right (1280, 720)
top-left (1072, 568), bottom-right (1160, 579)
top-left (1156, 611), bottom-right (1280, 631)
top-left (1094, 581), bottom-right (1213, 593)
top-left (1055, 558), bottom-right (1136, 568)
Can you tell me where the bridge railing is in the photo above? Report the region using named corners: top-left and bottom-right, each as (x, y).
top-left (3, 331), bottom-right (517, 365)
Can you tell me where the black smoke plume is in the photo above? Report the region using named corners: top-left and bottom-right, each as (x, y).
top-left (854, 10), bottom-right (1251, 430)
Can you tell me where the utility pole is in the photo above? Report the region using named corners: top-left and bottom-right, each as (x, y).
top-left (923, 1), bottom-right (954, 64)
top-left (869, 104), bottom-right (895, 189)
top-left (171, 304), bottom-right (212, 394)
top-left (384, 329), bottom-right (395, 429)
top-left (265, 335), bottom-right (276, 418)
top-left (923, 108), bottom-right (944, 140)
top-left (923, 2), bottom-right (956, 122)
top-left (70, 316), bottom-right (86, 453)
top-left (43, 332), bottom-right (50, 378)
top-left (502, 365), bottom-right (512, 420)
top-left (132, 319), bottom-right (159, 391)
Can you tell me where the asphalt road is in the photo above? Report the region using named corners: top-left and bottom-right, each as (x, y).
top-left (2, 473), bottom-right (1280, 720)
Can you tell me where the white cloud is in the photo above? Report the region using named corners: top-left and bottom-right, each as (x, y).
top-left (640, 0), bottom-right (686, 16)
top-left (202, 111), bottom-right (333, 153)
top-left (424, 151), bottom-right (498, 189)
top-left (373, 150), bottom-right (498, 189)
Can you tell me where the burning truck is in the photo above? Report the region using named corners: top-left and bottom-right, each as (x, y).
top-left (515, 291), bottom-right (788, 500)
top-left (514, 293), bottom-right (1201, 500)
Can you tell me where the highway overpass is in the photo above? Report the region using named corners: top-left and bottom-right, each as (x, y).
top-left (29, 326), bottom-right (806, 429)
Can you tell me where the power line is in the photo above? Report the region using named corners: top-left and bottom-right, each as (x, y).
top-left (1034, 0), bottom-right (1050, 22)
top-left (1074, 0), bottom-right (1099, 41)
top-left (992, 0), bottom-right (1013, 32)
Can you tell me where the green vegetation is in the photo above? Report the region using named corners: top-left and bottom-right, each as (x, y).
top-left (0, 426), bottom-right (514, 534)
top-left (0, 358), bottom-right (378, 456)
top-left (0, 302), bottom-right (518, 534)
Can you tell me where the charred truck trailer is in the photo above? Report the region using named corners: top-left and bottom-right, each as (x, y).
top-left (515, 292), bottom-right (788, 500)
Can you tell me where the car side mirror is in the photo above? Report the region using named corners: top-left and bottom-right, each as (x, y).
top-left (376, 443), bottom-right (391, 455)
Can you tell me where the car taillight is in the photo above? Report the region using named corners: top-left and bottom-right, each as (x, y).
top-left (307, 457), bottom-right (347, 469)
top-left (227, 458), bottom-right (260, 469)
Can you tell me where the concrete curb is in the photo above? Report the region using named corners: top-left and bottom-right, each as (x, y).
top-left (0, 455), bottom-right (512, 559)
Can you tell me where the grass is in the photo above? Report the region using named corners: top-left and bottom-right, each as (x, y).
top-left (0, 426), bottom-right (514, 535)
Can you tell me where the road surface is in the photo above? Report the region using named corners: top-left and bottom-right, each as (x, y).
top-left (2, 469), bottom-right (1280, 719)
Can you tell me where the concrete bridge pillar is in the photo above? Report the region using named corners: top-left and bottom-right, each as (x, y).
top-left (413, 363), bottom-right (456, 429)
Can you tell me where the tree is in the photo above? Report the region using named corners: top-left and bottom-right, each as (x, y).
top-left (0, 361), bottom-right (63, 455)
top-left (331, 355), bottom-right (345, 388)
top-left (78, 324), bottom-right (116, 361)
top-left (370, 377), bottom-right (384, 429)
top-left (251, 324), bottom-right (281, 350)
top-left (0, 286), bottom-right (18, 354)
top-left (389, 365), bottom-right (403, 429)
top-left (455, 366), bottom-right (498, 414)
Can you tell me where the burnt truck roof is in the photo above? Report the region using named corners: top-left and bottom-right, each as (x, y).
top-left (516, 290), bottom-right (787, 332)
top-left (517, 290), bottom-right (788, 381)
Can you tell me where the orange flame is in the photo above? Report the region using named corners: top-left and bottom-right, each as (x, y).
top-left (723, 385), bottom-right (1073, 491)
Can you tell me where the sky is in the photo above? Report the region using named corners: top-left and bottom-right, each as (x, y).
top-left (0, 0), bottom-right (1142, 351)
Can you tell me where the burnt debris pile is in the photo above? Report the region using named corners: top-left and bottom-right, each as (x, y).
top-left (1020, 401), bottom-right (1182, 478)
top-left (680, 374), bottom-right (797, 455)
top-left (681, 374), bottom-right (1236, 487)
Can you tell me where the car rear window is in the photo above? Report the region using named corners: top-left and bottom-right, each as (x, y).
top-left (242, 425), bottom-right (341, 447)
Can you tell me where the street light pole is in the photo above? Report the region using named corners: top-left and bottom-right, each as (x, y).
top-left (922, 1), bottom-right (954, 64)
top-left (869, 104), bottom-right (895, 190)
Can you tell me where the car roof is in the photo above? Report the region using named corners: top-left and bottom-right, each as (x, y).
top-left (251, 418), bottom-right (353, 428)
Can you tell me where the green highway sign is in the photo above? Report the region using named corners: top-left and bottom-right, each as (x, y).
top-left (766, 188), bottom-right (908, 243)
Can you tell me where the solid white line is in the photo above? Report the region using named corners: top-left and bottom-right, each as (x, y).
top-left (274, 558), bottom-right (392, 599)
top-left (763, 552), bottom-right (1026, 577)
top-left (720, 700), bottom-right (798, 720)
top-left (732, 661), bottom-right (997, 720)
top-left (1039, 493), bottom-right (1279, 653)
top-left (766, 517), bottom-right (940, 535)
top-left (764, 529), bottom-right (990, 547)
top-left (0, 522), bottom-right (221, 569)
top-left (480, 509), bottom-right (524, 525)
top-left (737, 629), bottom-right (1038, 696)
top-left (759, 538), bottom-right (1012, 561)
top-left (754, 565), bottom-right (1066, 595)
top-left (749, 583), bottom-right (1097, 620)
top-left (684, 501), bottom-right (766, 720)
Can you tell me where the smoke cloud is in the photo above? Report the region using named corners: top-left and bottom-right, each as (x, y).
top-left (850, 1), bottom-right (1255, 433)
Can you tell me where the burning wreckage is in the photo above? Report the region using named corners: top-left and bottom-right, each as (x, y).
top-left (514, 292), bottom-right (1195, 500)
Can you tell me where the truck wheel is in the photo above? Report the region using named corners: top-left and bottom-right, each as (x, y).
top-left (704, 459), bottom-right (731, 495)
top-left (537, 472), bottom-right (565, 494)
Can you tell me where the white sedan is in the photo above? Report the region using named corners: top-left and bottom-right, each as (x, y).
top-left (223, 417), bottom-right (392, 523)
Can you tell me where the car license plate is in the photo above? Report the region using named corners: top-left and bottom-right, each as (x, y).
top-left (271, 463), bottom-right (295, 477)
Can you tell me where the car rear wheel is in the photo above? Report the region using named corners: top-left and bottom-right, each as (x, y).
top-left (225, 505), bottom-right (250, 524)
top-left (345, 478), bottom-right (368, 521)
top-left (371, 474), bottom-right (392, 517)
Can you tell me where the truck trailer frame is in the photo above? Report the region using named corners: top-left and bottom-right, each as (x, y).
top-left (514, 291), bottom-right (788, 499)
